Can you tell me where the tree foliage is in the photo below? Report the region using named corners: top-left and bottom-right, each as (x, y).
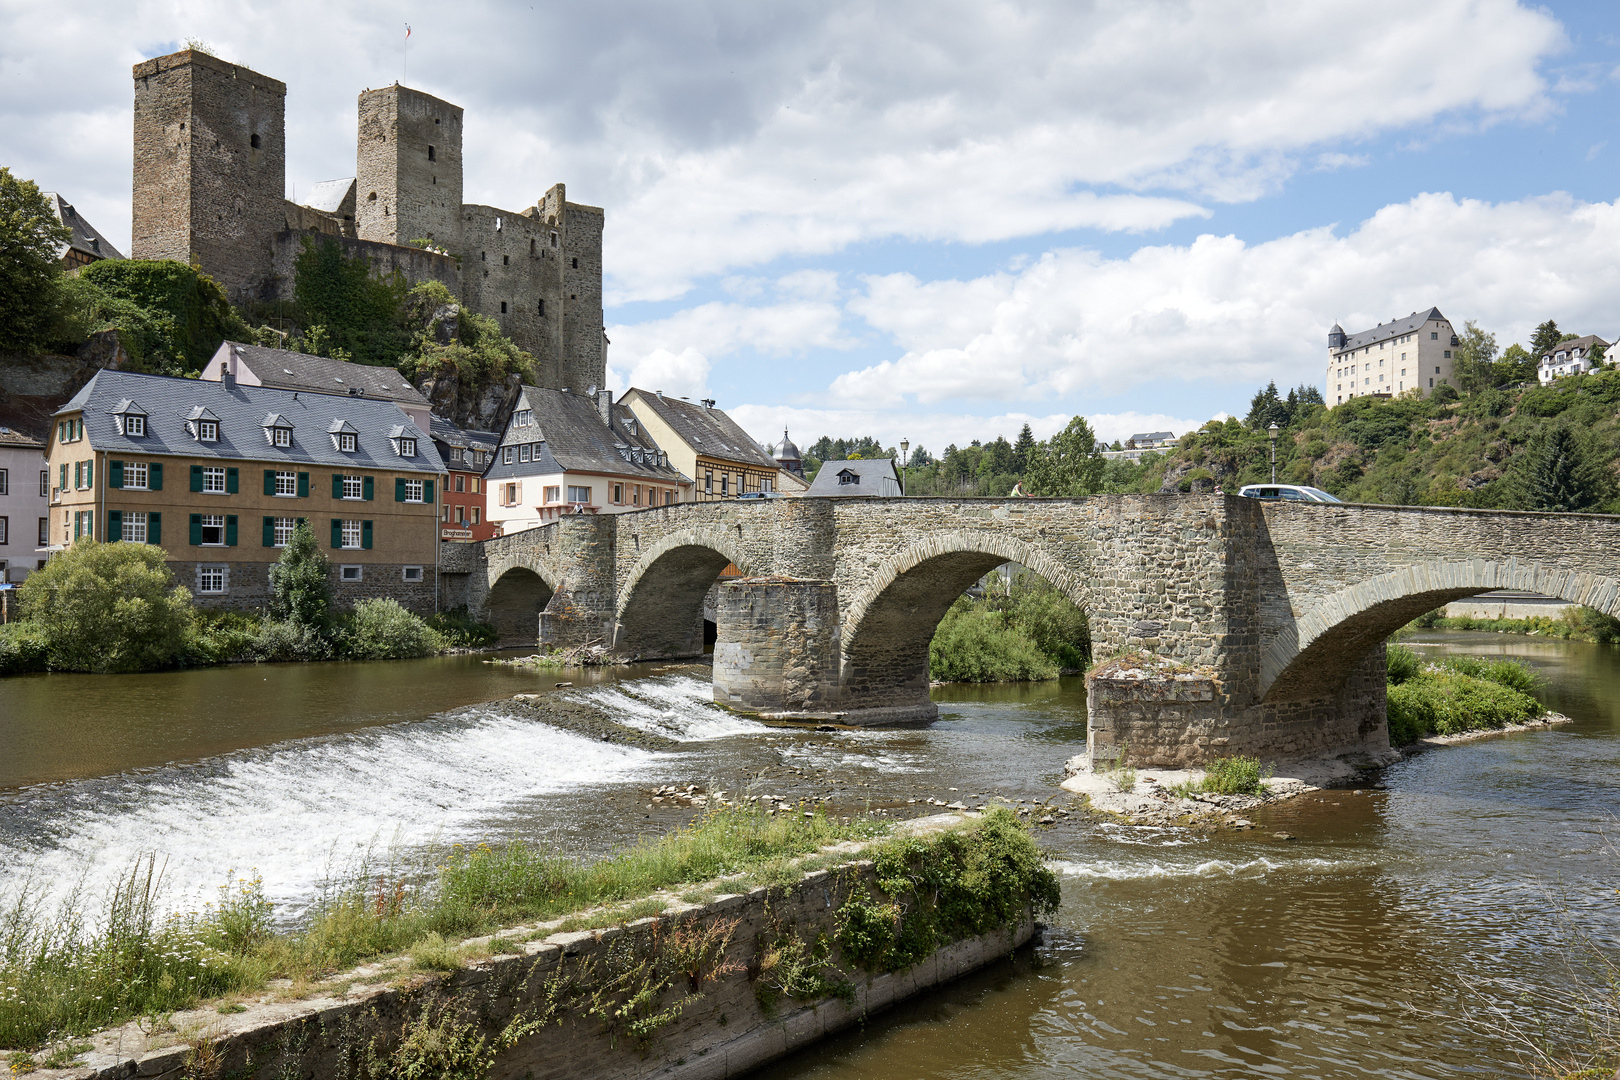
top-left (1023, 415), bottom-right (1104, 496)
top-left (268, 520), bottom-right (333, 630)
top-left (1508, 424), bottom-right (1614, 513)
top-left (0, 166), bottom-right (70, 353)
top-left (60, 260), bottom-right (248, 373)
top-left (292, 235), bottom-right (409, 365)
top-left (17, 542), bottom-right (194, 672)
top-left (1451, 319), bottom-right (1499, 394)
top-left (396, 280), bottom-right (538, 389)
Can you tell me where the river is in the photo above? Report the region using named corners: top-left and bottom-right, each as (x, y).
top-left (1, 631), bottom-right (1616, 1076)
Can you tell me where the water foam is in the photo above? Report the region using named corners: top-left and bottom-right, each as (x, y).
top-left (0, 707), bottom-right (656, 922)
top-left (1049, 855), bottom-right (1354, 882)
top-left (571, 675), bottom-right (763, 741)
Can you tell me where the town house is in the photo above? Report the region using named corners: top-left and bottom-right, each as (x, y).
top-left (1327, 307), bottom-right (1458, 405)
top-left (48, 369), bottom-right (446, 613)
top-left (619, 389), bottom-right (783, 500)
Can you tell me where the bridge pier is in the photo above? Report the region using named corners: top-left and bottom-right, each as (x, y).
top-left (713, 578), bottom-right (841, 717)
top-left (537, 515), bottom-right (618, 650)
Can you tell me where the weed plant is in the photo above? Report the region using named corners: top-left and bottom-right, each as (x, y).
top-left (1199, 756), bottom-right (1269, 796)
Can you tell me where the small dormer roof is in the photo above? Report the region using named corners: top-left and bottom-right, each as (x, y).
top-left (388, 423), bottom-right (421, 439)
top-left (261, 413), bottom-right (293, 428)
top-left (112, 399), bottom-right (147, 416)
top-left (327, 418), bottom-right (358, 434)
top-left (186, 405), bottom-right (219, 422)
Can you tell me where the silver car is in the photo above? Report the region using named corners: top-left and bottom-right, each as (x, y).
top-left (1237, 484), bottom-right (1344, 504)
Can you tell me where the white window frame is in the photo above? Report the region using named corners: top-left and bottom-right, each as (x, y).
top-left (199, 514), bottom-right (226, 546)
top-left (342, 475), bottom-right (363, 500)
top-left (338, 432), bottom-right (357, 453)
top-left (503, 446), bottom-right (514, 465)
top-left (340, 520), bottom-right (362, 549)
top-left (202, 466), bottom-right (226, 494)
top-left (544, 485), bottom-right (560, 504)
top-left (197, 420), bottom-right (218, 442)
top-left (402, 565), bottom-right (424, 582)
top-left (124, 461), bottom-right (149, 490)
top-left (272, 427), bottom-right (291, 448)
top-left (273, 517), bottom-right (296, 547)
top-left (125, 414), bottom-right (146, 437)
top-left (39, 470), bottom-right (47, 497)
top-left (0, 469), bottom-right (8, 495)
top-left (339, 564), bottom-right (363, 581)
top-left (519, 444), bottom-right (531, 463)
top-left (398, 437), bottom-right (417, 457)
top-left (403, 478), bottom-right (425, 503)
top-left (504, 482), bottom-right (519, 506)
top-left (123, 511), bottom-right (147, 544)
top-left (198, 565), bottom-right (226, 593)
top-left (0, 517), bottom-right (7, 545)
top-left (274, 470), bottom-right (297, 497)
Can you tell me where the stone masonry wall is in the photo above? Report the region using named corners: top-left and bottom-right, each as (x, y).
top-left (713, 578), bottom-right (840, 715)
top-left (174, 560), bottom-right (438, 616)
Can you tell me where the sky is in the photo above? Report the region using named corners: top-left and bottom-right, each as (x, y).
top-left (3, 0), bottom-right (1619, 455)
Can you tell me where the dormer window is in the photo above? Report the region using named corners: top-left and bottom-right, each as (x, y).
top-left (399, 437), bottom-right (416, 457)
top-left (339, 433), bottom-right (357, 452)
top-left (113, 400), bottom-right (148, 436)
top-left (198, 420), bottom-right (218, 441)
top-left (262, 413), bottom-right (294, 448)
top-left (126, 415), bottom-right (145, 436)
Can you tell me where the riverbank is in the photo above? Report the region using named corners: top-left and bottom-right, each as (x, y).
top-left (2, 810), bottom-right (1056, 1078)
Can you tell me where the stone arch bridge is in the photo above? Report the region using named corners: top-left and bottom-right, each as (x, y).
top-left (439, 496), bottom-right (1620, 768)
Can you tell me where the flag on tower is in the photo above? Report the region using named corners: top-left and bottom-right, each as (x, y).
top-left (405, 24), bottom-right (412, 39)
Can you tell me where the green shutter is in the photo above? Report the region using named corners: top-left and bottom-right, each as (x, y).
top-left (108, 510), bottom-right (122, 541)
top-left (297, 471), bottom-right (309, 498)
top-left (263, 516), bottom-right (275, 547)
top-left (331, 519), bottom-right (342, 548)
top-left (424, 480), bottom-right (434, 504)
top-left (86, 459), bottom-right (93, 488)
top-left (110, 460), bottom-right (123, 489)
top-left (59, 463), bottom-right (67, 491)
top-left (363, 475), bottom-right (374, 501)
top-left (395, 478), bottom-right (406, 502)
top-left (149, 462), bottom-right (163, 490)
top-left (361, 520), bottom-right (373, 549)
top-left (74, 461), bottom-right (82, 488)
top-left (225, 515), bottom-right (238, 546)
top-left (332, 473), bottom-right (343, 499)
top-left (264, 469), bottom-right (275, 495)
top-left (148, 513), bottom-right (161, 545)
top-left (190, 514), bottom-right (202, 546)
top-left (191, 465), bottom-right (203, 492)
top-left (226, 467), bottom-right (239, 494)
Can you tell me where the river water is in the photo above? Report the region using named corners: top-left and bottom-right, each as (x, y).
top-left (2, 632), bottom-right (1616, 1076)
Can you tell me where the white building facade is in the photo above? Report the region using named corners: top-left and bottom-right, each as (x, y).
top-left (1327, 307), bottom-right (1457, 406)
top-left (0, 427), bottom-right (50, 583)
top-left (1537, 335), bottom-right (1609, 384)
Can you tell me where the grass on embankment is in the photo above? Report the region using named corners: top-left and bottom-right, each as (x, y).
top-left (1386, 643), bottom-right (1546, 746)
top-left (0, 804), bottom-right (887, 1051)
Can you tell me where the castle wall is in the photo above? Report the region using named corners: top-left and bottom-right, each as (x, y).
top-left (460, 204), bottom-right (564, 388)
top-left (355, 85), bottom-right (464, 247)
top-left (562, 201), bottom-right (606, 393)
top-left (270, 229), bottom-right (460, 302)
top-left (132, 51), bottom-right (287, 304)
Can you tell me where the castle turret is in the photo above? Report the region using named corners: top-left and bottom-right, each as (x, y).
top-left (132, 50), bottom-right (286, 303)
top-left (355, 84), bottom-right (464, 248)
top-left (1328, 323), bottom-right (1347, 350)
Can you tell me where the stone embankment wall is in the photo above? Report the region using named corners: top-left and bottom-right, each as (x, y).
top-left (54, 818), bottom-right (1034, 1080)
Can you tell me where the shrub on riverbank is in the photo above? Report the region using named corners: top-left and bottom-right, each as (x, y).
top-left (1386, 658), bottom-right (1545, 746)
top-left (0, 622), bottom-right (49, 675)
top-left (429, 606), bottom-right (499, 649)
top-left (341, 598), bottom-right (447, 660)
top-left (15, 542), bottom-right (194, 673)
top-left (1410, 605), bottom-right (1620, 644)
top-left (929, 574), bottom-right (1089, 682)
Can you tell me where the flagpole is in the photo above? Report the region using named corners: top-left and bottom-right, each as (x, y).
top-left (403, 25), bottom-right (408, 85)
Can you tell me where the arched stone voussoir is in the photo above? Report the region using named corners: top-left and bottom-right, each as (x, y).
top-left (614, 527), bottom-right (757, 621)
top-left (1259, 558), bottom-right (1620, 701)
top-left (841, 529), bottom-right (1090, 641)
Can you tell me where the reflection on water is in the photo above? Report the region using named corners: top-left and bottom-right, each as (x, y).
top-left (2, 634), bottom-right (1617, 1076)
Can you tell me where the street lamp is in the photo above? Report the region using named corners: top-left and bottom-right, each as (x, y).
top-left (1267, 422), bottom-right (1280, 483)
top-left (899, 439), bottom-right (909, 495)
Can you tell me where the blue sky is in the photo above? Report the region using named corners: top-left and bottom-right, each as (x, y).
top-left (4, 0), bottom-right (1618, 454)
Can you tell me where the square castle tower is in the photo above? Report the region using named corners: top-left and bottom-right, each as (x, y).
top-left (130, 50), bottom-right (604, 394)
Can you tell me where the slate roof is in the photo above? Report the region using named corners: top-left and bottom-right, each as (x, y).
top-left (213, 342), bottom-right (432, 409)
top-left (1127, 431), bottom-right (1175, 446)
top-left (304, 178), bottom-right (356, 214)
top-left (1335, 307), bottom-right (1449, 353)
top-left (56, 370), bottom-right (443, 473)
top-left (430, 415), bottom-right (499, 452)
top-left (0, 425), bottom-right (45, 450)
top-left (621, 389), bottom-right (778, 469)
top-left (43, 193), bottom-right (125, 262)
top-left (806, 458), bottom-right (902, 497)
top-left (772, 428), bottom-right (803, 462)
top-left (483, 387), bottom-right (686, 484)
top-left (1538, 335), bottom-right (1610, 362)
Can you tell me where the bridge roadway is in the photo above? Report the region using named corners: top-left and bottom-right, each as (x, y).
top-left (440, 495), bottom-right (1620, 769)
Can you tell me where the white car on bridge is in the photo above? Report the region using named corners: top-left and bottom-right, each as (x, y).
top-left (1237, 484), bottom-right (1344, 503)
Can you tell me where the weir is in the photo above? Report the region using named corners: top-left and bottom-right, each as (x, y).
top-left (450, 495), bottom-right (1620, 768)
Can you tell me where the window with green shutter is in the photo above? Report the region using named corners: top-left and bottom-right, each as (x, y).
top-left (263, 516), bottom-right (276, 547)
top-left (332, 473), bottom-right (343, 498)
top-left (331, 519), bottom-right (342, 548)
top-left (74, 461), bottom-right (82, 488)
top-left (226, 468), bottom-right (239, 494)
top-left (150, 462), bottom-right (163, 490)
top-left (86, 459), bottom-right (93, 488)
top-left (110, 460), bottom-right (124, 489)
top-left (424, 480), bottom-right (434, 504)
top-left (264, 469), bottom-right (276, 495)
top-left (108, 510), bottom-right (122, 541)
top-left (148, 513), bottom-right (161, 545)
top-left (59, 463), bottom-right (67, 490)
top-left (225, 515), bottom-right (238, 546)
top-left (191, 465), bottom-right (204, 492)
top-left (190, 514), bottom-right (203, 545)
top-left (297, 472), bottom-right (309, 497)
top-left (362, 520), bottom-right (373, 549)
top-left (363, 475), bottom-right (374, 501)
top-left (395, 478), bottom-right (406, 502)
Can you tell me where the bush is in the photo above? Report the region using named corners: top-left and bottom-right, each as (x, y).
top-left (1199, 755), bottom-right (1267, 795)
top-left (186, 610), bottom-right (260, 665)
top-left (1386, 641), bottom-right (1423, 685)
top-left (1386, 668), bottom-right (1543, 745)
top-left (928, 603), bottom-right (1059, 682)
top-left (250, 618), bottom-right (335, 662)
top-left (16, 542), bottom-right (194, 672)
top-left (427, 607), bottom-right (498, 649)
top-left (268, 521), bottom-right (332, 630)
top-left (341, 598), bottom-right (447, 660)
top-left (0, 621), bottom-right (49, 675)
top-left (60, 260), bottom-right (248, 373)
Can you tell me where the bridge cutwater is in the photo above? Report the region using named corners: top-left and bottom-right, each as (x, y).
top-left (437, 495), bottom-right (1617, 770)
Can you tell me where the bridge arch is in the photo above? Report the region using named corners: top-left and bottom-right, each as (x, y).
top-left (840, 531), bottom-right (1089, 717)
top-left (613, 527), bottom-right (756, 659)
top-left (484, 556), bottom-right (560, 648)
top-left (1261, 558), bottom-right (1620, 701)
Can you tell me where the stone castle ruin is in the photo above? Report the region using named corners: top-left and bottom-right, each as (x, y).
top-left (130, 49), bottom-right (604, 393)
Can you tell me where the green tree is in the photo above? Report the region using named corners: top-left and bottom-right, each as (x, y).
top-left (1451, 320), bottom-right (1499, 394)
top-left (1024, 415), bottom-right (1104, 496)
top-left (0, 167), bottom-right (71, 353)
top-left (17, 542), bottom-right (194, 672)
top-left (1245, 381), bottom-right (1292, 430)
top-left (397, 281), bottom-right (538, 394)
top-left (62, 260), bottom-right (249, 373)
top-left (268, 520), bottom-right (333, 629)
top-left (1529, 319), bottom-right (1562, 362)
top-left (1496, 343), bottom-right (1535, 384)
top-left (293, 235), bottom-right (409, 365)
top-left (1509, 425), bottom-right (1614, 512)
top-left (1012, 423), bottom-right (1036, 473)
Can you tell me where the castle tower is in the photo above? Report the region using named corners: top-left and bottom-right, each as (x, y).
top-left (355, 85), bottom-right (463, 247)
top-left (131, 50), bottom-right (286, 303)
top-left (536, 183), bottom-right (606, 394)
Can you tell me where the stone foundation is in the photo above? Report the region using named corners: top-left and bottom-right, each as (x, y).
top-left (172, 560), bottom-right (438, 616)
top-left (714, 578), bottom-right (840, 716)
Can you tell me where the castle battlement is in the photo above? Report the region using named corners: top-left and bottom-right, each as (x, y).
top-left (130, 50), bottom-right (603, 394)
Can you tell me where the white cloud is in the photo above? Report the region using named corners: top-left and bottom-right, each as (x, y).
top-left (827, 192), bottom-right (1620, 408)
top-left (0, 0), bottom-right (1566, 301)
top-left (606, 346), bottom-right (710, 400)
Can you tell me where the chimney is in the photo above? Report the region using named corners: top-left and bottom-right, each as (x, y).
top-left (220, 353), bottom-right (235, 390)
top-left (597, 388), bottom-right (613, 426)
